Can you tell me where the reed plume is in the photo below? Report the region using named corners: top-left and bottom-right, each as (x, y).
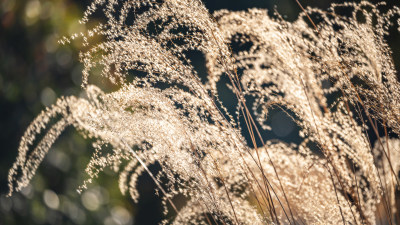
top-left (8, 0), bottom-right (400, 224)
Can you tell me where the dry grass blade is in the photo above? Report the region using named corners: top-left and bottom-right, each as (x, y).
top-left (8, 0), bottom-right (400, 224)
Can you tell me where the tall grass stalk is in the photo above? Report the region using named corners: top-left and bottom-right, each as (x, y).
top-left (8, 0), bottom-right (400, 224)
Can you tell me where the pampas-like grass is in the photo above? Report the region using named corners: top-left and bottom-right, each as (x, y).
top-left (8, 0), bottom-right (400, 224)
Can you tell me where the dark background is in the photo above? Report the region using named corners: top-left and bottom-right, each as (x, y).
top-left (1, 0), bottom-right (399, 224)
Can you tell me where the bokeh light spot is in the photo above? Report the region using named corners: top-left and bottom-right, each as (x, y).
top-left (43, 189), bottom-right (60, 209)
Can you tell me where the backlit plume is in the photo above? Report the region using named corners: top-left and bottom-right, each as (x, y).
top-left (8, 0), bottom-right (400, 224)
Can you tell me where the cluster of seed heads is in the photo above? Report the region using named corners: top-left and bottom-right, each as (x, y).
top-left (8, 0), bottom-right (400, 224)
